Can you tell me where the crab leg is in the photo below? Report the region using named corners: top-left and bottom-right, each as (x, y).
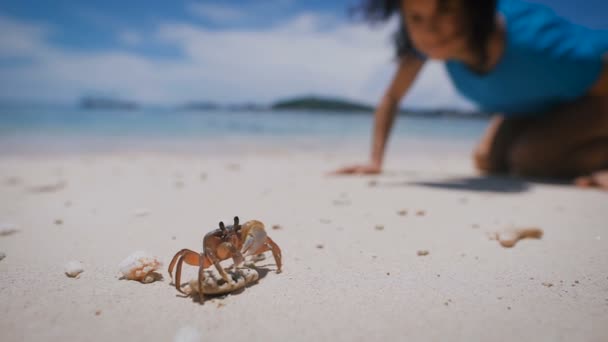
top-left (204, 247), bottom-right (233, 285)
top-left (168, 249), bottom-right (200, 278)
top-left (240, 220), bottom-right (268, 256)
top-left (220, 242), bottom-right (245, 268)
top-left (251, 237), bottom-right (282, 272)
top-left (168, 249), bottom-right (208, 294)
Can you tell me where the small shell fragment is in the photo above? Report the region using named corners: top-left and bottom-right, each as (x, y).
top-left (119, 251), bottom-right (162, 283)
top-left (65, 261), bottom-right (84, 278)
top-left (494, 228), bottom-right (543, 248)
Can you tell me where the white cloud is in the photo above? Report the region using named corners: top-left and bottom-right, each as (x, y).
top-left (118, 30), bottom-right (143, 46)
top-left (0, 15), bottom-right (51, 58)
top-left (0, 14), bottom-right (475, 110)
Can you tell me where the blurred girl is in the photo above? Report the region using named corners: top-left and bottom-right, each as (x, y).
top-left (335, 0), bottom-right (608, 189)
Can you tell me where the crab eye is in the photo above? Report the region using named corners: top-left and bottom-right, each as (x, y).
top-left (233, 216), bottom-right (239, 226)
top-left (219, 221), bottom-right (226, 231)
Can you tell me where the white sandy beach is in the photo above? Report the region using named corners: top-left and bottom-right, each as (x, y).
top-left (1, 147), bottom-right (607, 341)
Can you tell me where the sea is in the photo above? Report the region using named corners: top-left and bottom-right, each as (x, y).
top-left (0, 106), bottom-right (489, 156)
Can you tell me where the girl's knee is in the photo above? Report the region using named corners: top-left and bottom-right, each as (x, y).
top-left (472, 146), bottom-right (507, 173)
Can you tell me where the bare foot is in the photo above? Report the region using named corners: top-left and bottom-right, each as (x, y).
top-left (574, 170), bottom-right (608, 190)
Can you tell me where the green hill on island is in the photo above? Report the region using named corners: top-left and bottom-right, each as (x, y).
top-left (271, 96), bottom-right (374, 112)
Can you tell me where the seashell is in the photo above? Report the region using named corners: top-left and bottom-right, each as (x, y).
top-left (186, 267), bottom-right (259, 295)
top-left (119, 251), bottom-right (162, 283)
top-left (65, 261), bottom-right (84, 278)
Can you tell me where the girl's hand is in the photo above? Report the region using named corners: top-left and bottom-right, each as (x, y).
top-left (331, 163), bottom-right (382, 175)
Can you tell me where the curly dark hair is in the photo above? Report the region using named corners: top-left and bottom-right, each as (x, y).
top-left (352, 0), bottom-right (498, 67)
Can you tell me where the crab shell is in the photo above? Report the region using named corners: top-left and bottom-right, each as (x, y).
top-left (186, 267), bottom-right (259, 295)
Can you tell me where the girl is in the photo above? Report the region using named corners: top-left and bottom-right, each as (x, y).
top-left (335, 0), bottom-right (608, 189)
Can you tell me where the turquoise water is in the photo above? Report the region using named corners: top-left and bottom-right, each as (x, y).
top-left (0, 107), bottom-right (489, 154)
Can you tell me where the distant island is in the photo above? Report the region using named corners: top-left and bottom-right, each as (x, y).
top-left (271, 96), bottom-right (373, 112)
top-left (79, 97), bottom-right (138, 110)
top-left (76, 94), bottom-right (487, 118)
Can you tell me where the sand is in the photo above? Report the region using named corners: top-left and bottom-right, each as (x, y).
top-left (1, 149), bottom-right (607, 341)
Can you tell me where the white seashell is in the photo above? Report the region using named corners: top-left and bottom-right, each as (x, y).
top-left (174, 326), bottom-right (202, 342)
top-left (65, 261), bottom-right (84, 278)
top-left (119, 251), bottom-right (162, 283)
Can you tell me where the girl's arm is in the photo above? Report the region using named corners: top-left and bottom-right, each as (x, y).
top-left (334, 54), bottom-right (425, 174)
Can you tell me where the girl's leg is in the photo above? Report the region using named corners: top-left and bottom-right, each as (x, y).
top-left (507, 96), bottom-right (608, 182)
top-left (473, 95), bottom-right (608, 188)
top-left (473, 115), bottom-right (531, 173)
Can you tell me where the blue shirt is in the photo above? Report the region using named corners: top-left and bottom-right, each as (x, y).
top-left (445, 0), bottom-right (608, 116)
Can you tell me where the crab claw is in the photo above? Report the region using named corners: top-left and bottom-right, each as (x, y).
top-left (240, 220), bottom-right (268, 256)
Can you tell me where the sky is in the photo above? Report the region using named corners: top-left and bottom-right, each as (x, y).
top-left (0, 0), bottom-right (606, 109)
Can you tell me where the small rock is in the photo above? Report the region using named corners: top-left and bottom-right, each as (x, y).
top-left (28, 180), bottom-right (67, 193)
top-left (272, 224), bottom-right (282, 230)
top-left (415, 210), bottom-right (426, 216)
top-left (95, 310), bottom-right (102, 316)
top-left (316, 244), bottom-right (324, 249)
top-left (0, 224), bottom-right (18, 236)
top-left (542, 282), bottom-right (554, 288)
top-left (4, 177), bottom-right (21, 186)
top-left (374, 225), bottom-right (384, 231)
top-left (54, 219), bottom-right (63, 225)
top-left (397, 209), bottom-right (408, 216)
top-left (332, 199), bottom-right (351, 206)
top-left (133, 209), bottom-right (150, 217)
top-left (65, 261), bottom-right (84, 278)
top-left (368, 180), bottom-right (378, 187)
top-left (417, 250), bottom-right (429, 256)
top-left (0, 252), bottom-right (6, 261)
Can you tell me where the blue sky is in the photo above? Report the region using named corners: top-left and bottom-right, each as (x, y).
top-left (0, 0), bottom-right (606, 108)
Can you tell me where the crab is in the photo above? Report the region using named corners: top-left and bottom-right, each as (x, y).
top-left (168, 217), bottom-right (282, 296)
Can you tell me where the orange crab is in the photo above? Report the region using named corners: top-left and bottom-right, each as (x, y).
top-left (168, 217), bottom-right (282, 295)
